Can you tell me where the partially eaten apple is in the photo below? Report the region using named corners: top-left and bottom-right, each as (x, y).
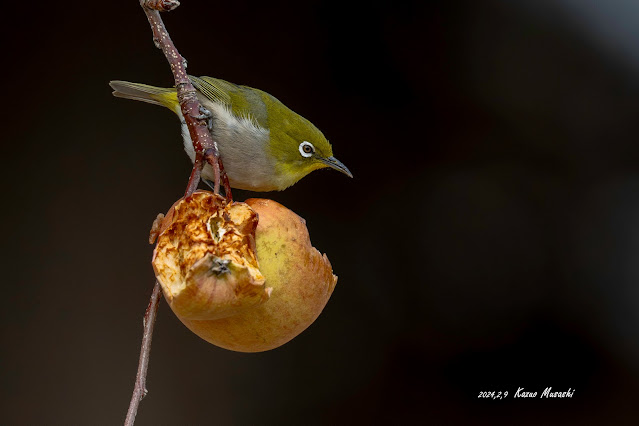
top-left (152, 191), bottom-right (337, 352)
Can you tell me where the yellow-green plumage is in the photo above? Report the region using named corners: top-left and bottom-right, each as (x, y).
top-left (109, 76), bottom-right (351, 191)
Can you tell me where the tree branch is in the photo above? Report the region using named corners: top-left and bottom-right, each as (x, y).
top-left (125, 281), bottom-right (162, 426)
top-left (125, 1), bottom-right (233, 424)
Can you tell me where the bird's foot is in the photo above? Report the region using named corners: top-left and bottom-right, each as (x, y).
top-left (192, 106), bottom-right (213, 131)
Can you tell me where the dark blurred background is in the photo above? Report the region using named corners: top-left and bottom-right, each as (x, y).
top-left (3, 0), bottom-right (639, 424)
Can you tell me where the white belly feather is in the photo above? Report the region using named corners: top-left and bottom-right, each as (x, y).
top-left (178, 101), bottom-right (275, 191)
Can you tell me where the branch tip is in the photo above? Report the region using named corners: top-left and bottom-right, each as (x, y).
top-left (142, 0), bottom-right (180, 12)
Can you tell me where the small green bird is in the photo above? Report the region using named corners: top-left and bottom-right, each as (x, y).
top-left (109, 76), bottom-right (352, 191)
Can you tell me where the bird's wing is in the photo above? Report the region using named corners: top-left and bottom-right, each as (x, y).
top-left (190, 76), bottom-right (269, 129)
top-left (190, 76), bottom-right (234, 107)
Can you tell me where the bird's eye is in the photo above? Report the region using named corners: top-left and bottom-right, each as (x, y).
top-left (299, 141), bottom-right (315, 158)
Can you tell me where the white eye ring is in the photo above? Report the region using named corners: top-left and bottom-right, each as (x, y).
top-left (299, 141), bottom-right (315, 158)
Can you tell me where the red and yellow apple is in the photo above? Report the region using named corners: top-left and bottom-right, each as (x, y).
top-left (151, 191), bottom-right (337, 352)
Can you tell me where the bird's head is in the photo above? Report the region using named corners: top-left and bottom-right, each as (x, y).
top-left (268, 111), bottom-right (352, 190)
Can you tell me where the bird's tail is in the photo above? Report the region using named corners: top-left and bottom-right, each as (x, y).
top-left (109, 81), bottom-right (179, 114)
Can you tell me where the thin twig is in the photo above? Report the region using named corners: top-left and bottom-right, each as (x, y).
top-left (203, 148), bottom-right (222, 196)
top-left (217, 155), bottom-right (233, 200)
top-left (185, 150), bottom-right (206, 198)
top-left (125, 281), bottom-right (162, 426)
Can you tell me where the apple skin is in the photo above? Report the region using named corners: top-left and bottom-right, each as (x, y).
top-left (159, 195), bottom-right (337, 352)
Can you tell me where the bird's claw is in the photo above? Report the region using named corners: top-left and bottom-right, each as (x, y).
top-left (193, 106), bottom-right (213, 131)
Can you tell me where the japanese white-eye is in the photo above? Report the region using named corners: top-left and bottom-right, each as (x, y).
top-left (109, 76), bottom-right (352, 191)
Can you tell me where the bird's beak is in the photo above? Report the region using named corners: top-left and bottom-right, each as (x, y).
top-left (319, 156), bottom-right (353, 178)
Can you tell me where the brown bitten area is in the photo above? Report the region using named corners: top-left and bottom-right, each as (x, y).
top-left (152, 191), bottom-right (270, 321)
